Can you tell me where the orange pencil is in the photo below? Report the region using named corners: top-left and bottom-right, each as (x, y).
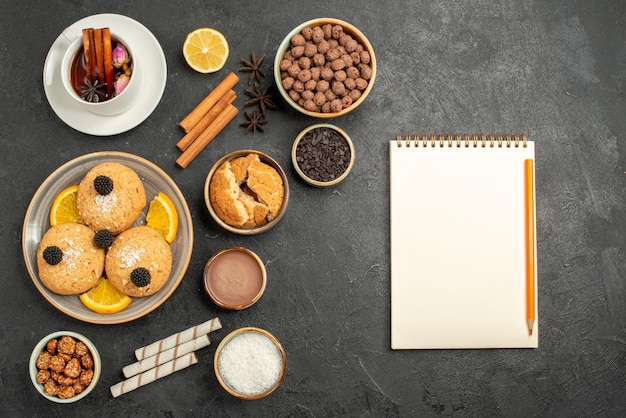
top-left (525, 159), bottom-right (536, 335)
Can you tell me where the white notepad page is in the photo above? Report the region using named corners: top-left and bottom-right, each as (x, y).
top-left (390, 138), bottom-right (538, 349)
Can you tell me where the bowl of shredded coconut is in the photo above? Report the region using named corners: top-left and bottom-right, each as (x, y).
top-left (214, 327), bottom-right (286, 400)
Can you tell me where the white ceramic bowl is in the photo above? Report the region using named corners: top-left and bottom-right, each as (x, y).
top-left (22, 152), bottom-right (193, 324)
top-left (274, 18), bottom-right (376, 118)
top-left (29, 331), bottom-right (101, 403)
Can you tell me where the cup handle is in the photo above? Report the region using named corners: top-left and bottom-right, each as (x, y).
top-left (44, 28), bottom-right (79, 87)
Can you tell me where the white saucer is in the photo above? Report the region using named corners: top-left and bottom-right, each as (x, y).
top-left (43, 14), bottom-right (167, 136)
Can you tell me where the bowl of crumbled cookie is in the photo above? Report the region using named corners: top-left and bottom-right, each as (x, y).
top-left (29, 331), bottom-right (101, 403)
top-left (274, 18), bottom-right (376, 117)
top-left (204, 150), bottom-right (289, 235)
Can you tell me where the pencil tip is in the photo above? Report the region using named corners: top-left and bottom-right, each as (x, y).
top-left (529, 329), bottom-right (533, 336)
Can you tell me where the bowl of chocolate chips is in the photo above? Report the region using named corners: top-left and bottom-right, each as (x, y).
top-left (292, 123), bottom-right (355, 187)
top-left (274, 18), bottom-right (376, 117)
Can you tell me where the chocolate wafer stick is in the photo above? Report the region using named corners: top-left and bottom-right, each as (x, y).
top-left (110, 352), bottom-right (198, 398)
top-left (134, 317), bottom-right (222, 360)
top-left (123, 335), bottom-right (210, 378)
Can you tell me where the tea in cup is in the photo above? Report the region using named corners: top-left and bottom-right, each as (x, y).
top-left (60, 27), bottom-right (140, 116)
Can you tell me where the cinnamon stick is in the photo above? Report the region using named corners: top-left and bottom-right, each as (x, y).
top-left (82, 29), bottom-right (94, 81)
top-left (179, 72), bottom-right (239, 132)
top-left (88, 29), bottom-right (97, 82)
top-left (176, 104), bottom-right (239, 169)
top-left (93, 29), bottom-right (105, 84)
top-left (102, 28), bottom-right (114, 98)
top-left (176, 89), bottom-right (236, 152)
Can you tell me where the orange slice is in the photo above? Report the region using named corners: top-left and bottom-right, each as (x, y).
top-left (182, 28), bottom-right (229, 73)
top-left (79, 278), bottom-right (132, 314)
top-left (49, 185), bottom-right (82, 226)
top-left (146, 192), bottom-right (179, 243)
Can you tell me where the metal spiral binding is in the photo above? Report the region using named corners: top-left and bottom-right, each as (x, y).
top-left (395, 133), bottom-right (527, 148)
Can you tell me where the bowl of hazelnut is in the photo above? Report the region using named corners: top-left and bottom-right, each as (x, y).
top-left (29, 331), bottom-right (101, 403)
top-left (274, 18), bottom-right (376, 118)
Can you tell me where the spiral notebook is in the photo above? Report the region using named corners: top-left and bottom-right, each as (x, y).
top-left (390, 134), bottom-right (538, 349)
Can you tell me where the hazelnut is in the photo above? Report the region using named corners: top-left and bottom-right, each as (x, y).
top-left (320, 67), bottom-right (334, 81)
top-left (303, 100), bottom-right (319, 112)
top-left (331, 81), bottom-right (346, 96)
top-left (316, 79), bottom-right (330, 92)
top-left (310, 66), bottom-right (321, 81)
top-left (314, 91), bottom-right (327, 106)
top-left (289, 90), bottom-right (301, 101)
top-left (304, 79), bottom-right (317, 91)
top-left (313, 53), bottom-right (326, 67)
top-left (341, 95), bottom-right (353, 108)
top-left (312, 27), bottom-right (324, 43)
top-left (334, 70), bottom-right (347, 82)
top-left (293, 80), bottom-right (305, 93)
top-left (291, 33), bottom-right (306, 46)
top-left (317, 39), bottom-right (330, 54)
top-left (345, 39), bottom-right (359, 53)
top-left (299, 56), bottom-right (312, 69)
top-left (322, 24), bottom-right (333, 39)
top-left (344, 77), bottom-right (356, 90)
top-left (355, 77), bottom-right (368, 91)
top-left (358, 63), bottom-right (373, 80)
top-left (304, 42), bottom-right (317, 57)
top-left (291, 45), bottom-right (305, 58)
top-left (360, 50), bottom-right (371, 64)
top-left (280, 59), bottom-right (292, 71)
top-left (349, 89), bottom-right (362, 101)
top-left (302, 27), bottom-right (313, 40)
top-left (287, 62), bottom-right (301, 78)
top-left (326, 48), bottom-right (341, 61)
top-left (301, 90), bottom-right (314, 101)
top-left (282, 77), bottom-right (295, 90)
top-left (297, 69), bottom-right (312, 83)
top-left (346, 66), bottom-right (360, 79)
top-left (331, 58), bottom-right (346, 71)
top-left (331, 25), bottom-right (343, 39)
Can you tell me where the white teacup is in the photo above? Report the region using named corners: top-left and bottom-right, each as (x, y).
top-left (58, 28), bottom-right (141, 116)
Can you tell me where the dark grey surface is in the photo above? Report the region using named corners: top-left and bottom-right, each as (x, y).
top-left (2, 0), bottom-right (625, 416)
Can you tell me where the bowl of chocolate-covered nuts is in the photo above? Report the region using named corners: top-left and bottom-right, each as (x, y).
top-left (29, 331), bottom-right (101, 403)
top-left (274, 18), bottom-right (376, 118)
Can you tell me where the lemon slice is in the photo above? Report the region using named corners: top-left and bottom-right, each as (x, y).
top-left (49, 185), bottom-right (83, 226)
top-left (183, 28), bottom-right (229, 73)
top-left (79, 279), bottom-right (132, 314)
top-left (146, 192), bottom-right (179, 243)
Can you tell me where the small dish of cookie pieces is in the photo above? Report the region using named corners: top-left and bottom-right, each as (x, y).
top-left (29, 331), bottom-right (101, 403)
top-left (204, 150), bottom-right (289, 235)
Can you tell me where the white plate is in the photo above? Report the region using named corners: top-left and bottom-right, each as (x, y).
top-left (43, 14), bottom-right (167, 136)
top-left (22, 152), bottom-right (193, 324)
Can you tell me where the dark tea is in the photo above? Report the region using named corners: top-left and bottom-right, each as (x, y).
top-left (70, 30), bottom-right (133, 103)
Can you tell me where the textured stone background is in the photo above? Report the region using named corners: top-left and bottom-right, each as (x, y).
top-left (1, 0), bottom-right (624, 416)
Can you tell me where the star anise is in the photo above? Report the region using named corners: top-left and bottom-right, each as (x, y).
top-left (239, 52), bottom-right (266, 85)
top-left (240, 110), bottom-right (268, 134)
top-left (244, 83), bottom-right (278, 115)
top-left (78, 77), bottom-right (107, 103)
